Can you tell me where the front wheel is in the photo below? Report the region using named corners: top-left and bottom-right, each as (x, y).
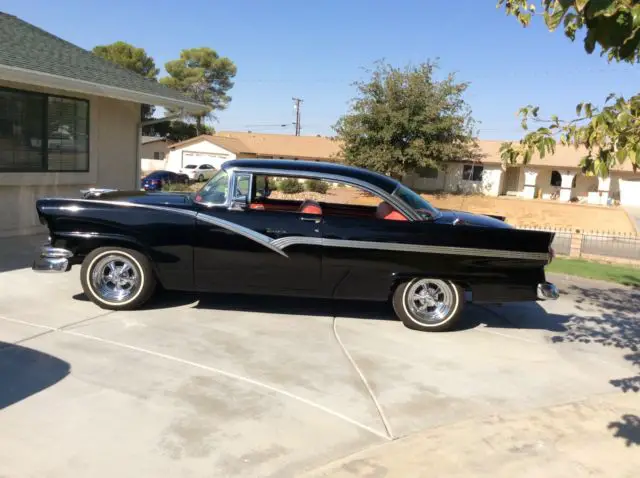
top-left (80, 247), bottom-right (156, 310)
top-left (392, 278), bottom-right (464, 332)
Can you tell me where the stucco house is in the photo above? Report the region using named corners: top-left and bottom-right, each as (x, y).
top-left (402, 141), bottom-right (640, 206)
top-left (0, 13), bottom-right (205, 237)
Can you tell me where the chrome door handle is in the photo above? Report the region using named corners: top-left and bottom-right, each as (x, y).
top-left (300, 217), bottom-right (321, 223)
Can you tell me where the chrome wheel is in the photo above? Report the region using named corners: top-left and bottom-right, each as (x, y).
top-left (90, 254), bottom-right (140, 303)
top-left (404, 279), bottom-right (455, 325)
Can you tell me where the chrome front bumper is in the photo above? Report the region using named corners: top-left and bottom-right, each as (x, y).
top-left (537, 282), bottom-right (559, 300)
top-left (32, 246), bottom-right (73, 273)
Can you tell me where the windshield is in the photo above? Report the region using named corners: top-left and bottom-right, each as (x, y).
top-left (392, 184), bottom-right (440, 220)
top-left (195, 169), bottom-right (229, 204)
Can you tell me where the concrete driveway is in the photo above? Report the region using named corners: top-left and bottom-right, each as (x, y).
top-left (0, 240), bottom-right (638, 477)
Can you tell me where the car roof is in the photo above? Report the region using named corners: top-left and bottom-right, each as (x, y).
top-left (222, 158), bottom-right (400, 193)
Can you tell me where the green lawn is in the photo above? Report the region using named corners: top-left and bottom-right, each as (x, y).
top-left (546, 257), bottom-right (640, 287)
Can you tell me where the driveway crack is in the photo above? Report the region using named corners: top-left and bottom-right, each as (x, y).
top-left (332, 316), bottom-right (394, 440)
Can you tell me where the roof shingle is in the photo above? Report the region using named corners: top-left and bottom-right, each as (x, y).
top-left (0, 12), bottom-right (204, 110)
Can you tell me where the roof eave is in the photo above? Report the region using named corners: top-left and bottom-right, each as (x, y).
top-left (0, 64), bottom-right (208, 114)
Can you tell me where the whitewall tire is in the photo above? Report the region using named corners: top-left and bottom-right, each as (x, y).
top-left (392, 278), bottom-right (464, 332)
top-left (80, 247), bottom-right (156, 310)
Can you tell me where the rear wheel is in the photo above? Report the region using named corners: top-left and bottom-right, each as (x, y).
top-left (81, 247), bottom-right (156, 310)
top-left (392, 278), bottom-right (464, 332)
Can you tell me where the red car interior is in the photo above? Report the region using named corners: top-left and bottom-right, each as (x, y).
top-left (375, 201), bottom-right (408, 221)
top-left (299, 200), bottom-right (322, 215)
top-left (248, 198), bottom-right (407, 221)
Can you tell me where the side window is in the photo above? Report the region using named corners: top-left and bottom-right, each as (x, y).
top-left (248, 174), bottom-right (407, 221)
top-left (233, 173), bottom-right (251, 200)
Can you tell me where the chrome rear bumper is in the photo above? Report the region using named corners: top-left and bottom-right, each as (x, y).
top-left (32, 246), bottom-right (73, 273)
top-left (537, 282), bottom-right (559, 300)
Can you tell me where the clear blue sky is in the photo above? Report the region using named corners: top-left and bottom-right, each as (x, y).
top-left (4, 0), bottom-right (636, 139)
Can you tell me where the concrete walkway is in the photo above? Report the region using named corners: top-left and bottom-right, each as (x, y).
top-left (0, 237), bottom-right (638, 477)
top-left (624, 206), bottom-right (640, 234)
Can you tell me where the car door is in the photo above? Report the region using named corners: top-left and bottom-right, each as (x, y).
top-left (193, 171), bottom-right (323, 295)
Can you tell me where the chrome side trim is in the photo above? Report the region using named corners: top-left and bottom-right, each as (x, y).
top-left (196, 213), bottom-right (288, 258)
top-left (41, 199), bottom-right (550, 261)
top-left (40, 200), bottom-right (288, 258)
top-left (272, 236), bottom-right (551, 261)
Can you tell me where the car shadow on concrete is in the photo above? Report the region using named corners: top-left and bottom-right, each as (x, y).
top-left (74, 289), bottom-right (567, 333)
top-left (0, 341), bottom-right (70, 410)
top-left (0, 234), bottom-right (47, 273)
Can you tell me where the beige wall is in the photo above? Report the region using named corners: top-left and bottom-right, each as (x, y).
top-left (140, 141), bottom-right (170, 174)
top-left (443, 163), bottom-right (504, 196)
top-left (141, 140), bottom-right (169, 161)
top-left (0, 79), bottom-right (140, 237)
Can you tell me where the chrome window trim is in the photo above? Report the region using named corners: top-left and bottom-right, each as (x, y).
top-left (211, 166), bottom-right (421, 221)
top-left (194, 169), bottom-right (232, 208)
top-left (231, 171), bottom-right (253, 206)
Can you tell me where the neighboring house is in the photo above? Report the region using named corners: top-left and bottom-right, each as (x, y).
top-left (168, 131), bottom-right (640, 206)
top-left (0, 12), bottom-right (205, 237)
top-left (166, 131), bottom-right (341, 171)
top-left (403, 141), bottom-right (640, 206)
top-left (140, 136), bottom-right (170, 173)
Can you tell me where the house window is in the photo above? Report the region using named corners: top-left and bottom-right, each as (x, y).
top-left (0, 87), bottom-right (89, 172)
top-left (153, 152), bottom-right (165, 160)
top-left (550, 171), bottom-right (577, 187)
top-left (462, 164), bottom-right (483, 181)
top-left (415, 166), bottom-right (439, 179)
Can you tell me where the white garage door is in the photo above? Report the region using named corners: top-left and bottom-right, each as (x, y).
top-left (182, 151), bottom-right (230, 170)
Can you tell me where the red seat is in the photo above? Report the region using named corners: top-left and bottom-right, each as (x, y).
top-left (376, 201), bottom-right (408, 221)
top-left (299, 199), bottom-right (322, 215)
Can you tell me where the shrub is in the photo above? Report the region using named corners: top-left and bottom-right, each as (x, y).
top-left (304, 179), bottom-right (329, 194)
top-left (277, 177), bottom-right (303, 194)
top-left (161, 182), bottom-right (194, 192)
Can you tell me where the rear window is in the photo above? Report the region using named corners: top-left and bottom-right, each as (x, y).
top-left (146, 171), bottom-right (167, 179)
top-left (184, 165), bottom-right (196, 169)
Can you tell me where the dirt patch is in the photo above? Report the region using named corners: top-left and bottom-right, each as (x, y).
top-left (423, 194), bottom-right (636, 233)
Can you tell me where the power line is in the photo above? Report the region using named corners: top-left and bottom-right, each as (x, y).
top-left (292, 97), bottom-right (303, 136)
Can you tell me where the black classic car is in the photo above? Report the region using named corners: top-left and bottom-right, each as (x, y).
top-left (33, 159), bottom-right (558, 332)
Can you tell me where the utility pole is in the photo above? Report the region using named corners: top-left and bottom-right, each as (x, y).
top-left (292, 97), bottom-right (303, 136)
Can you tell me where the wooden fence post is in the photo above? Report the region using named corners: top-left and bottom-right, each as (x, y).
top-left (570, 230), bottom-right (583, 258)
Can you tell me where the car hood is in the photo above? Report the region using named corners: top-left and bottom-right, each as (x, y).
top-left (434, 209), bottom-right (512, 229)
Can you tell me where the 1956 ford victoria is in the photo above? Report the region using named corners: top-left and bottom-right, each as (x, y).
top-left (33, 159), bottom-right (559, 332)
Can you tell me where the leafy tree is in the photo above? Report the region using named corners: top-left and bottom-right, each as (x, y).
top-left (333, 61), bottom-right (477, 178)
top-left (92, 41), bottom-right (159, 120)
top-left (144, 120), bottom-right (214, 142)
top-left (160, 48), bottom-right (237, 135)
top-left (497, 1), bottom-right (640, 175)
